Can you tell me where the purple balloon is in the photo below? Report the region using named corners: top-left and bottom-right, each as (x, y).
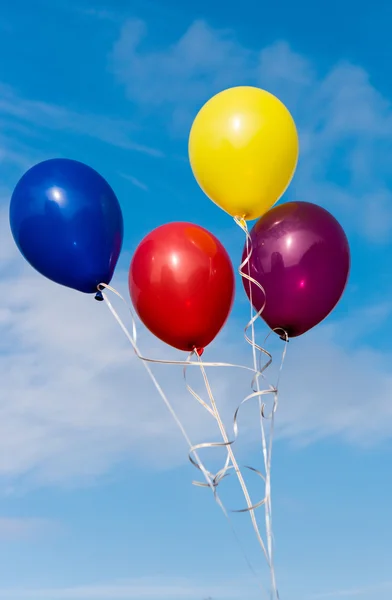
top-left (242, 201), bottom-right (350, 338)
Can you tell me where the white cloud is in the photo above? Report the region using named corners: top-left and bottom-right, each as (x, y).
top-left (110, 19), bottom-right (392, 240)
top-left (0, 206), bottom-right (245, 486)
top-left (110, 19), bottom-right (256, 132)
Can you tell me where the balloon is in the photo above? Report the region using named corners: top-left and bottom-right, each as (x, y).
top-left (129, 222), bottom-right (235, 353)
top-left (10, 158), bottom-right (124, 294)
top-left (188, 86), bottom-right (299, 221)
top-left (242, 202), bottom-right (350, 337)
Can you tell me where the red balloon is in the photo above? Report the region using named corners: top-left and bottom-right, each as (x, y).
top-left (129, 222), bottom-right (235, 353)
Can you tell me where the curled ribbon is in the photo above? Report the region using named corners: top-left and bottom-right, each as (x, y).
top-left (98, 283), bottom-right (272, 596)
top-left (234, 216), bottom-right (289, 600)
top-left (99, 281), bottom-right (287, 596)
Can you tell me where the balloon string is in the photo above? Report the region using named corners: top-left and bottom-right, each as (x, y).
top-left (97, 286), bottom-right (214, 490)
top-left (98, 284), bottom-right (280, 462)
top-left (180, 348), bottom-right (269, 556)
top-left (182, 342), bottom-right (286, 576)
top-left (243, 219), bottom-right (276, 598)
top-left (98, 283), bottom-right (286, 594)
top-left (194, 353), bottom-right (269, 555)
top-left (234, 216), bottom-right (289, 600)
top-left (98, 283), bottom-right (269, 597)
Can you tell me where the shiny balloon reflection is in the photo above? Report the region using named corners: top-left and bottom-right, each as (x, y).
top-left (48, 186), bottom-right (65, 205)
top-left (242, 202), bottom-right (350, 337)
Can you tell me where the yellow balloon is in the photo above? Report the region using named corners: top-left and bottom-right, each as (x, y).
top-left (188, 86), bottom-right (299, 221)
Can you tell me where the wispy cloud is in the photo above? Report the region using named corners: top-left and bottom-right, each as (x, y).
top-left (110, 19), bottom-right (392, 241)
top-left (0, 82), bottom-right (163, 170)
top-left (119, 172), bottom-right (149, 191)
top-left (110, 19), bottom-right (255, 134)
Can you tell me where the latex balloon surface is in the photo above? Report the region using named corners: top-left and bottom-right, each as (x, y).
top-left (129, 222), bottom-right (235, 352)
top-left (188, 86), bottom-right (299, 221)
top-left (242, 202), bottom-right (350, 337)
top-left (9, 158), bottom-right (124, 294)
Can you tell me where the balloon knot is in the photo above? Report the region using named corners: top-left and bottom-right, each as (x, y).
top-left (194, 347), bottom-right (204, 357)
top-left (235, 215), bottom-right (247, 229)
top-left (95, 291), bottom-right (104, 301)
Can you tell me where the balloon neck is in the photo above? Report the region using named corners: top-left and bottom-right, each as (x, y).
top-left (273, 327), bottom-right (289, 342)
top-left (234, 215), bottom-right (248, 229)
top-left (95, 290), bottom-right (104, 301)
top-left (194, 347), bottom-right (204, 357)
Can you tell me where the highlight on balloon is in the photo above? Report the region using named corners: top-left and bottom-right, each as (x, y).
top-left (8, 84), bottom-right (350, 600)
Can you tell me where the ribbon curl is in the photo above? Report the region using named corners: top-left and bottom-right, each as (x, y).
top-left (99, 280), bottom-right (287, 599)
top-left (234, 216), bottom-right (289, 600)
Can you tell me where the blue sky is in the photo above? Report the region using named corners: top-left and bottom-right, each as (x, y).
top-left (1, 0), bottom-right (392, 598)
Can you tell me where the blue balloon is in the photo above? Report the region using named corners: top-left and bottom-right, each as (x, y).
top-left (10, 158), bottom-right (124, 295)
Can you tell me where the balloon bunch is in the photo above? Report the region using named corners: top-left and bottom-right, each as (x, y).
top-left (8, 87), bottom-right (350, 347)
top-left (9, 85), bottom-right (350, 600)
top-left (189, 86), bottom-right (350, 337)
